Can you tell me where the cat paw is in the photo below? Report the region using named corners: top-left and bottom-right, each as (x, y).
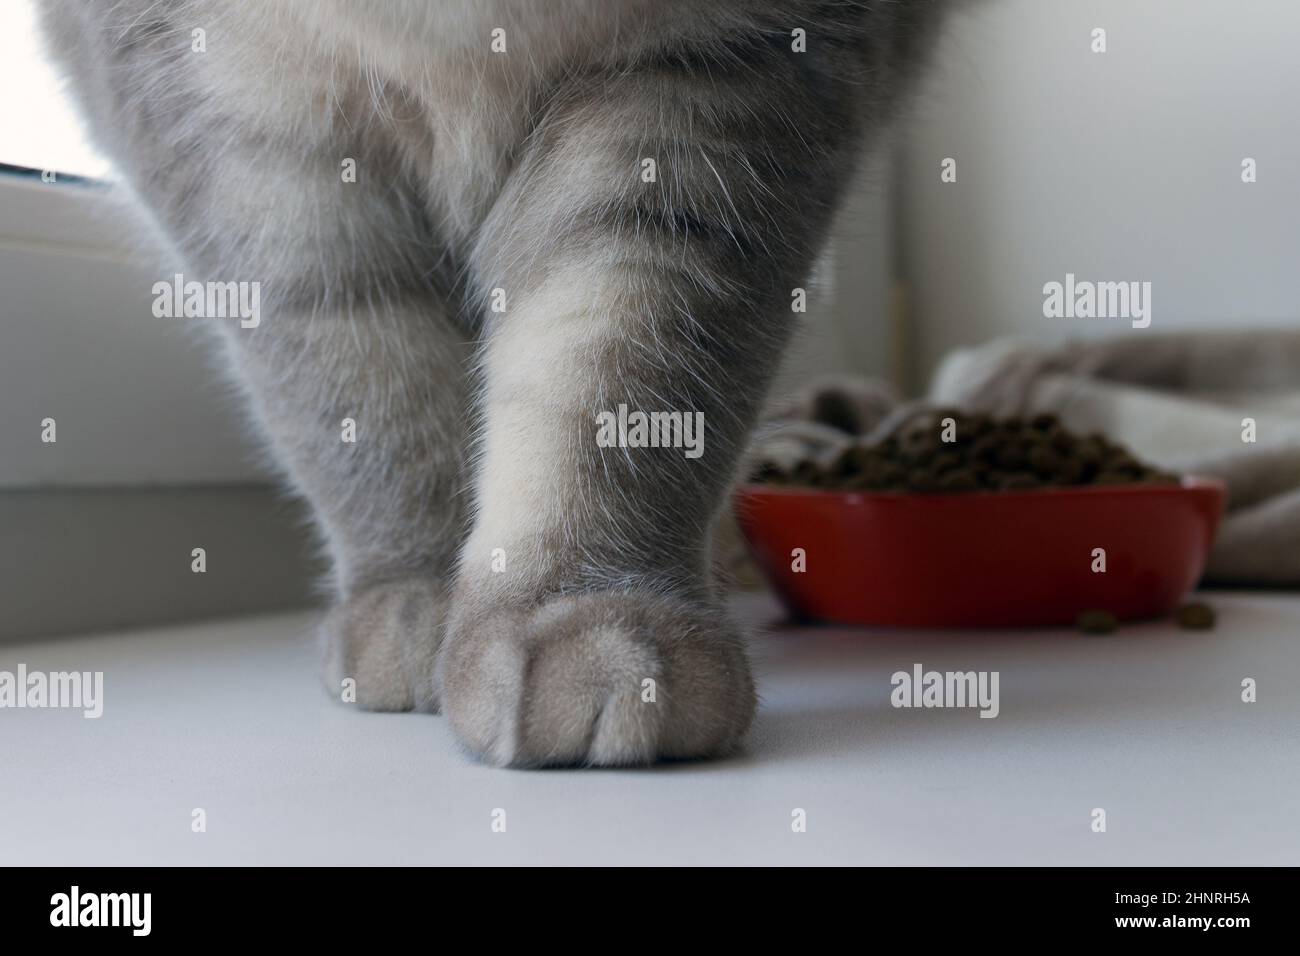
top-left (436, 591), bottom-right (756, 767)
top-left (321, 578), bottom-right (448, 713)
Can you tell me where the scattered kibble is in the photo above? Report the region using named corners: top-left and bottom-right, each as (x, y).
top-left (1076, 609), bottom-right (1118, 635)
top-left (755, 409), bottom-right (1181, 494)
top-left (1175, 602), bottom-right (1217, 630)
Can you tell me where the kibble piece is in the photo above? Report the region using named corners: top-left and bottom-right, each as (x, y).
top-left (937, 468), bottom-right (979, 492)
top-left (971, 433), bottom-right (1000, 462)
top-left (995, 444), bottom-right (1028, 470)
top-left (907, 469), bottom-right (940, 493)
top-left (909, 447), bottom-right (937, 468)
top-left (878, 462), bottom-right (906, 485)
top-left (1027, 444), bottom-right (1064, 478)
top-left (1175, 602), bottom-right (1216, 630)
top-left (1077, 609), bottom-right (1118, 634)
top-left (998, 472), bottom-right (1040, 491)
top-left (1077, 439), bottom-right (1104, 466)
top-left (966, 413), bottom-right (993, 438)
top-left (932, 452), bottom-right (961, 473)
top-left (1048, 425), bottom-right (1076, 453)
top-left (1055, 457), bottom-right (1085, 484)
top-left (1092, 470), bottom-right (1133, 485)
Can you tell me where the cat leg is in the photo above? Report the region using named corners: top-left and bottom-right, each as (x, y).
top-left (228, 297), bottom-right (471, 714)
top-left (196, 160), bottom-right (470, 712)
top-left (60, 34), bottom-right (473, 711)
top-left (437, 51), bottom-right (864, 765)
top-left (180, 141), bottom-right (472, 714)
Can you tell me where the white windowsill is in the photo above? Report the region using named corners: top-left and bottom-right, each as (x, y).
top-left (5, 591), bottom-right (1297, 865)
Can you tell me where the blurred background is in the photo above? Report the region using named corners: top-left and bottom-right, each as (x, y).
top-left (2, 0), bottom-right (1298, 640)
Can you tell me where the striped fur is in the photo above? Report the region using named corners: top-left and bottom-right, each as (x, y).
top-left (42, 0), bottom-right (948, 765)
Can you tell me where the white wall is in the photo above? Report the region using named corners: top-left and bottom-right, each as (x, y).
top-left (772, 153), bottom-right (896, 401)
top-left (898, 0), bottom-right (1300, 389)
top-left (0, 177), bottom-right (268, 487)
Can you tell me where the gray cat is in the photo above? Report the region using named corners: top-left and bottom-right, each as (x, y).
top-left (41, 0), bottom-right (947, 766)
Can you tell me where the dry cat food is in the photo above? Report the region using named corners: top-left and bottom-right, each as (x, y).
top-left (1175, 602), bottom-right (1217, 630)
top-left (1073, 603), bottom-right (1217, 634)
top-left (1076, 609), bottom-right (1119, 635)
top-left (756, 409), bottom-right (1181, 494)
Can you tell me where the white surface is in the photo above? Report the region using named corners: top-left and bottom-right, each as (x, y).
top-left (899, 0), bottom-right (1300, 383)
top-left (3, 592), bottom-right (1297, 866)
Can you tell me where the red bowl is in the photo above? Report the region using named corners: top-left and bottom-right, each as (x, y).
top-left (735, 477), bottom-right (1226, 628)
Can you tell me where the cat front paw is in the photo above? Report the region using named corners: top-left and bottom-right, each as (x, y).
top-left (435, 591), bottom-right (756, 767)
top-left (321, 577), bottom-right (448, 713)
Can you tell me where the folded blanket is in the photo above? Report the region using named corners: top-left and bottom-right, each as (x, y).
top-left (742, 331), bottom-right (1300, 587)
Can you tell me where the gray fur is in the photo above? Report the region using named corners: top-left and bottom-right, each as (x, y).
top-left (41, 0), bottom-right (948, 766)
